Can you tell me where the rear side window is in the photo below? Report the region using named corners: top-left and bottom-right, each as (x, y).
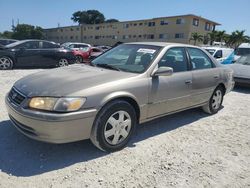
top-left (42, 42), bottom-right (59, 48)
top-left (18, 41), bottom-right (39, 49)
top-left (187, 48), bottom-right (214, 70)
top-left (158, 47), bottom-right (188, 73)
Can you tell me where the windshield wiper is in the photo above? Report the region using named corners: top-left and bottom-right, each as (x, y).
top-left (95, 63), bottom-right (121, 71)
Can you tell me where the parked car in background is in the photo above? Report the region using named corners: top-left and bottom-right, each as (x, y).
top-left (234, 43), bottom-right (250, 61)
top-left (0, 38), bottom-right (18, 46)
top-left (96, 45), bottom-right (112, 51)
top-left (229, 55), bottom-right (250, 85)
top-left (202, 47), bottom-right (234, 64)
top-left (72, 47), bottom-right (92, 63)
top-left (61, 42), bottom-right (91, 50)
top-left (89, 47), bottom-right (104, 60)
top-left (5, 42), bottom-right (234, 151)
top-left (0, 40), bottom-right (76, 70)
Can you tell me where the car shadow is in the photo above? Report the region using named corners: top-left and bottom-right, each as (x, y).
top-left (0, 108), bottom-right (208, 177)
top-left (233, 85), bottom-right (250, 94)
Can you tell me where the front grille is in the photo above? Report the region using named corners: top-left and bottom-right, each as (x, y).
top-left (8, 87), bottom-right (26, 105)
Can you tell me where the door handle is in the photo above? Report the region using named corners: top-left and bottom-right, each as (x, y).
top-left (185, 80), bottom-right (192, 84)
top-left (214, 75), bottom-right (219, 79)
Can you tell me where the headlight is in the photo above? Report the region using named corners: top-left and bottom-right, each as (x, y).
top-left (29, 97), bottom-right (86, 112)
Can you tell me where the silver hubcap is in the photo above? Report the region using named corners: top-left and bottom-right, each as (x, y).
top-left (76, 56), bottom-right (82, 63)
top-left (104, 111), bottom-right (132, 145)
top-left (0, 57), bottom-right (12, 70)
top-left (212, 90), bottom-right (222, 110)
top-left (59, 59), bottom-right (68, 67)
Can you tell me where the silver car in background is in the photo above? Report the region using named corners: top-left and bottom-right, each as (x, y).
top-left (5, 42), bottom-right (234, 151)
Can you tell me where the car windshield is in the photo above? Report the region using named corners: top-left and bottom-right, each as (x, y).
top-left (91, 44), bottom-right (162, 73)
top-left (205, 49), bottom-right (216, 55)
top-left (235, 48), bottom-right (250, 56)
top-left (235, 55), bottom-right (250, 65)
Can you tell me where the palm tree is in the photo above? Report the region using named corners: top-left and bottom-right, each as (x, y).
top-left (190, 32), bottom-right (203, 45)
top-left (228, 30), bottom-right (250, 48)
top-left (216, 30), bottom-right (226, 42)
top-left (208, 30), bottom-right (218, 45)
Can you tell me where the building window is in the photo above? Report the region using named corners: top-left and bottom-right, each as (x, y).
top-left (139, 23), bottom-right (143, 26)
top-left (205, 22), bottom-right (211, 31)
top-left (148, 22), bottom-right (155, 27)
top-left (70, 28), bottom-right (74, 31)
top-left (112, 35), bottom-right (117, 39)
top-left (123, 23), bottom-right (129, 28)
top-left (95, 26), bottom-right (100, 30)
top-left (134, 23), bottom-right (137, 26)
top-left (193, 18), bottom-right (199, 26)
top-left (176, 18), bottom-right (185, 24)
top-left (70, 36), bottom-right (73, 39)
top-left (76, 27), bottom-right (80, 31)
top-left (138, 35), bottom-right (142, 38)
top-left (160, 20), bottom-right (168, 25)
top-left (159, 34), bottom-right (167, 39)
top-left (83, 36), bottom-right (87, 39)
top-left (133, 35), bottom-right (137, 38)
top-left (147, 34), bottom-right (154, 39)
top-left (175, 33), bottom-right (184, 38)
top-left (60, 29), bottom-right (63, 32)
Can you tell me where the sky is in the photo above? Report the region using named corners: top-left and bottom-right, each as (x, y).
top-left (0, 0), bottom-right (250, 35)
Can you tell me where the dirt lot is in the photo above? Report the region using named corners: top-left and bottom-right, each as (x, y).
top-left (0, 69), bottom-right (250, 188)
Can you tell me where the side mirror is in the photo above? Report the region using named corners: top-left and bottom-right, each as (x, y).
top-left (152, 66), bottom-right (173, 77)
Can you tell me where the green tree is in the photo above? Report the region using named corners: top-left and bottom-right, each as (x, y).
top-left (71, 10), bottom-right (105, 24)
top-left (208, 30), bottom-right (218, 45)
top-left (190, 32), bottom-right (203, 45)
top-left (216, 30), bottom-right (226, 42)
top-left (105, 19), bottom-right (119, 23)
top-left (0, 31), bottom-right (13, 38)
top-left (11, 24), bottom-right (44, 40)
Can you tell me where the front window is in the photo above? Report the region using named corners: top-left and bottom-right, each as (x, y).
top-left (91, 44), bottom-right (162, 73)
top-left (235, 55), bottom-right (250, 65)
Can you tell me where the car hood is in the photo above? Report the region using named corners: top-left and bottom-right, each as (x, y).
top-left (229, 64), bottom-right (250, 79)
top-left (14, 64), bottom-right (136, 97)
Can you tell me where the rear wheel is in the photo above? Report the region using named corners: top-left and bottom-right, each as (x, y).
top-left (0, 56), bottom-right (13, 70)
top-left (58, 58), bottom-right (69, 67)
top-left (76, 55), bottom-right (83, 64)
top-left (202, 86), bottom-right (224, 114)
top-left (90, 100), bottom-right (137, 152)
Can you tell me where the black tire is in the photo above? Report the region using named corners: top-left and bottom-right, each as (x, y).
top-left (0, 56), bottom-right (14, 70)
top-left (76, 55), bottom-right (83, 64)
top-left (58, 58), bottom-right (69, 67)
top-left (202, 86), bottom-right (224, 114)
top-left (90, 100), bottom-right (137, 152)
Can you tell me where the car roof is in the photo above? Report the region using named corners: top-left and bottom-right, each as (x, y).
top-left (126, 42), bottom-right (197, 48)
top-left (202, 46), bottom-right (234, 50)
top-left (238, 43), bottom-right (250, 48)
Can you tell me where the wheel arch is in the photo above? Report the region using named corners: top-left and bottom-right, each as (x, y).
top-left (99, 92), bottom-right (141, 123)
top-left (217, 83), bottom-right (226, 95)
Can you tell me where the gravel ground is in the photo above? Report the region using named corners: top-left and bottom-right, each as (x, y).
top-left (0, 69), bottom-right (250, 188)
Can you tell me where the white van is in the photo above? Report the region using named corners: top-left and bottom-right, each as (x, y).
top-left (234, 43), bottom-right (250, 60)
top-left (202, 47), bottom-right (234, 64)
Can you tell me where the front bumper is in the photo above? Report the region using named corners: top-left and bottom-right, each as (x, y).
top-left (5, 96), bottom-right (97, 143)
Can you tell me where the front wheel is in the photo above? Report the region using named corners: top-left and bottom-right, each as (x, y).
top-left (90, 100), bottom-right (137, 152)
top-left (202, 86), bottom-right (224, 114)
top-left (0, 56), bottom-right (13, 70)
top-left (58, 58), bottom-right (69, 67)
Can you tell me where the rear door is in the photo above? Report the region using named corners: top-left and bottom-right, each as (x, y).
top-left (147, 47), bottom-right (193, 118)
top-left (187, 47), bottom-right (220, 105)
top-left (40, 41), bottom-right (60, 67)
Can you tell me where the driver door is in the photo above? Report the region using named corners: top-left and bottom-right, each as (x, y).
top-left (147, 47), bottom-right (193, 118)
